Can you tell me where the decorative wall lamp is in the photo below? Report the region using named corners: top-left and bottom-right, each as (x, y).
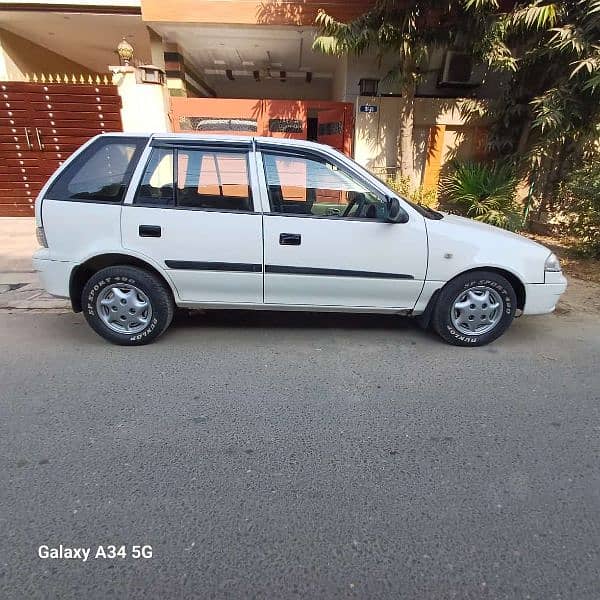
top-left (117, 38), bottom-right (134, 66)
top-left (138, 64), bottom-right (165, 85)
top-left (359, 78), bottom-right (379, 96)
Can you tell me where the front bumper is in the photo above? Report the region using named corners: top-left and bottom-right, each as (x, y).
top-left (523, 272), bottom-right (568, 315)
top-left (32, 250), bottom-right (72, 298)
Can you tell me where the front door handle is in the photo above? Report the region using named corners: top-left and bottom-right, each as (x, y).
top-left (279, 233), bottom-right (301, 246)
top-left (139, 225), bottom-right (161, 238)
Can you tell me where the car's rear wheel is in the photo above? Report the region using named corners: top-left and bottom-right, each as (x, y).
top-left (432, 270), bottom-right (517, 347)
top-left (81, 265), bottom-right (174, 345)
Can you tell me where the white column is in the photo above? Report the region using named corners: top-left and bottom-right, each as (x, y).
top-left (110, 65), bottom-right (171, 133)
top-left (0, 31), bottom-right (11, 80)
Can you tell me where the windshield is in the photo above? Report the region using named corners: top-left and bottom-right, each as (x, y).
top-left (402, 197), bottom-right (444, 220)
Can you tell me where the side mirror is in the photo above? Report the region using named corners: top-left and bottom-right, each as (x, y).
top-left (385, 196), bottom-right (408, 223)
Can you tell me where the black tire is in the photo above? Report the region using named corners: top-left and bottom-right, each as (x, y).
top-left (81, 265), bottom-right (174, 346)
top-left (431, 270), bottom-right (517, 347)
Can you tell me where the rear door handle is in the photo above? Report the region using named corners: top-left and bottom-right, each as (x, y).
top-left (139, 225), bottom-right (161, 238)
top-left (279, 233), bottom-right (301, 246)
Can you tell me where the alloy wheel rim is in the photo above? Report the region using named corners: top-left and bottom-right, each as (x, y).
top-left (450, 286), bottom-right (504, 336)
top-left (96, 284), bottom-right (152, 334)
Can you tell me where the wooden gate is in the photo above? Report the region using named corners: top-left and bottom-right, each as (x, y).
top-left (0, 78), bottom-right (123, 216)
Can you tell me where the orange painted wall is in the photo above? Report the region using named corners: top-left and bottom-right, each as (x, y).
top-left (170, 97), bottom-right (354, 155)
top-left (142, 0), bottom-right (375, 25)
top-left (422, 125), bottom-right (446, 192)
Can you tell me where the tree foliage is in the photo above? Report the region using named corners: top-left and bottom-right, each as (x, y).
top-left (314, 1), bottom-right (492, 87)
top-left (554, 159), bottom-right (600, 256)
top-left (313, 0), bottom-right (600, 223)
top-left (385, 175), bottom-right (439, 208)
top-left (469, 1), bottom-right (600, 214)
top-left (441, 161), bottom-right (522, 230)
top-left (313, 1), bottom-right (493, 177)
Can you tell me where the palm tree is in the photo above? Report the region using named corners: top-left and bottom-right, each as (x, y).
top-left (313, 1), bottom-right (493, 179)
top-left (441, 160), bottom-right (522, 230)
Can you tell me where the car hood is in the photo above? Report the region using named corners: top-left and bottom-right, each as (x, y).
top-left (439, 213), bottom-right (550, 252)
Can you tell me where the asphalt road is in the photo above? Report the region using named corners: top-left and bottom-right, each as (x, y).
top-left (1, 309), bottom-right (599, 599)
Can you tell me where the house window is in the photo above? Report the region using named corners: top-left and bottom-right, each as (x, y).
top-left (268, 118), bottom-right (304, 134)
top-left (179, 117), bottom-right (257, 133)
top-left (318, 121), bottom-right (343, 136)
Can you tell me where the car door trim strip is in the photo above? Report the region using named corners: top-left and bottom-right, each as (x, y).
top-left (267, 265), bottom-right (414, 279)
top-left (165, 261), bottom-right (414, 279)
top-left (165, 260), bottom-right (262, 272)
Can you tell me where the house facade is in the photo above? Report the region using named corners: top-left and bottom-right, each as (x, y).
top-left (0, 0), bottom-right (498, 216)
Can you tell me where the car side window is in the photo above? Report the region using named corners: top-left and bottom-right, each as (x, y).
top-left (134, 147), bottom-right (253, 212)
top-left (176, 148), bottom-right (253, 212)
top-left (46, 136), bottom-right (146, 203)
top-left (135, 148), bottom-right (174, 206)
top-left (263, 151), bottom-right (386, 219)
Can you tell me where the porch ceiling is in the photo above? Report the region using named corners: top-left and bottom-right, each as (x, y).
top-left (153, 23), bottom-right (338, 81)
top-left (0, 10), bottom-right (151, 73)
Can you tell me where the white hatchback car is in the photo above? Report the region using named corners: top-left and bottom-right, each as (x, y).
top-left (33, 133), bottom-right (566, 346)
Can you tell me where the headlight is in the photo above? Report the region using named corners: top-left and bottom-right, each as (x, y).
top-left (544, 252), bottom-right (561, 272)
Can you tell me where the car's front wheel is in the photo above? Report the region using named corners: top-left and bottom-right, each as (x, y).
top-left (432, 270), bottom-right (517, 347)
top-left (81, 265), bottom-right (174, 345)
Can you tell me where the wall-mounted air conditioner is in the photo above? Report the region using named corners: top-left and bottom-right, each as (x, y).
top-left (438, 51), bottom-right (484, 88)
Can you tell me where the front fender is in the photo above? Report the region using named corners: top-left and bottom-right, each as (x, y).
top-left (425, 216), bottom-right (549, 284)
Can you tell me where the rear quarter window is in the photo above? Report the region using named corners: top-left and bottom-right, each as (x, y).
top-left (46, 136), bottom-right (147, 203)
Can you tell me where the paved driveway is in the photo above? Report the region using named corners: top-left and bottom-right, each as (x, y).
top-left (1, 308), bottom-right (599, 599)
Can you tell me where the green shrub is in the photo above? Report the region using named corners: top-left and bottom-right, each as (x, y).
top-left (385, 175), bottom-right (438, 208)
top-left (440, 161), bottom-right (522, 231)
top-left (554, 160), bottom-right (600, 257)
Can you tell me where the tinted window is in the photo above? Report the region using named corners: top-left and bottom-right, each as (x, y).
top-left (135, 148), bottom-right (174, 206)
top-left (263, 152), bottom-right (385, 219)
top-left (47, 136), bottom-right (146, 203)
top-left (176, 148), bottom-right (252, 212)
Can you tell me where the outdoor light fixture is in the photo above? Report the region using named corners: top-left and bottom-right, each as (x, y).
top-left (305, 71), bottom-right (312, 83)
top-left (116, 38), bottom-right (134, 66)
top-left (359, 78), bottom-right (379, 96)
top-left (138, 64), bottom-right (165, 85)
top-left (253, 70), bottom-right (260, 82)
top-left (226, 69), bottom-right (234, 80)
top-left (279, 70), bottom-right (286, 82)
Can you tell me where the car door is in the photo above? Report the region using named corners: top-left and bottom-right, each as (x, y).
top-left (257, 144), bottom-right (427, 309)
top-left (121, 139), bottom-right (263, 304)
